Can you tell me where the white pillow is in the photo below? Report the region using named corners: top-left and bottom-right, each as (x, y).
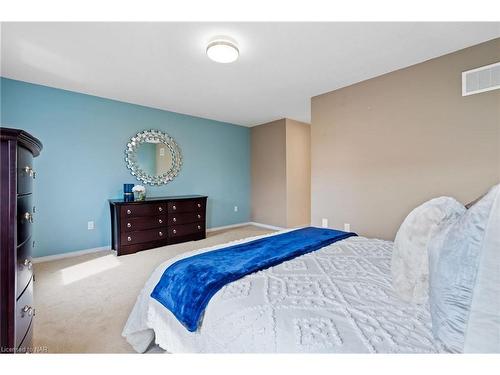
top-left (428, 184), bottom-right (499, 353)
top-left (464, 184), bottom-right (500, 353)
top-left (391, 197), bottom-right (465, 304)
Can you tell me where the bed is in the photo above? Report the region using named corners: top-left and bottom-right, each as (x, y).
top-left (122, 228), bottom-right (442, 353)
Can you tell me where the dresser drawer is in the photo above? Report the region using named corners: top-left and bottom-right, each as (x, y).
top-left (17, 194), bottom-right (34, 246)
top-left (167, 199), bottom-right (204, 213)
top-left (16, 278), bottom-right (34, 349)
top-left (17, 318), bottom-right (33, 353)
top-left (168, 211), bottom-right (204, 225)
top-left (121, 215), bottom-right (167, 232)
top-left (17, 146), bottom-right (35, 196)
top-left (17, 239), bottom-right (34, 299)
top-left (121, 227), bottom-right (168, 245)
top-left (120, 203), bottom-right (166, 218)
top-left (169, 222), bottom-right (205, 238)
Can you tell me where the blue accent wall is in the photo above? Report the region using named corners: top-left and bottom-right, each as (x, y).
top-left (1, 78), bottom-right (251, 257)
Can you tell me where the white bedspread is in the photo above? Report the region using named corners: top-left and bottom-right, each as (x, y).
top-left (122, 230), bottom-right (442, 353)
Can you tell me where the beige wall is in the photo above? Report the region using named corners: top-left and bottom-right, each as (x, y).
top-left (251, 118), bottom-right (311, 228)
top-left (251, 119), bottom-right (287, 227)
top-left (311, 38), bottom-right (500, 240)
top-left (286, 119), bottom-right (311, 227)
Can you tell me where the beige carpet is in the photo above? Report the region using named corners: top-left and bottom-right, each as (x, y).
top-left (33, 225), bottom-right (273, 353)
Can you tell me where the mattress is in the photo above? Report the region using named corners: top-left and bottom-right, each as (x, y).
top-left (122, 229), bottom-right (442, 353)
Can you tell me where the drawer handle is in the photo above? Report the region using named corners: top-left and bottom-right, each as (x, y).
top-left (158, 206), bottom-right (163, 212)
top-left (127, 223), bottom-right (131, 228)
top-left (172, 217), bottom-right (176, 222)
top-left (127, 236), bottom-right (132, 242)
top-left (23, 212), bottom-right (34, 223)
top-left (197, 214), bottom-right (201, 219)
top-left (197, 203), bottom-right (201, 208)
top-left (159, 231), bottom-right (163, 236)
top-left (127, 209), bottom-right (132, 215)
top-left (172, 205), bottom-right (176, 210)
top-left (158, 219), bottom-right (163, 224)
top-left (197, 225), bottom-right (201, 230)
top-left (172, 229), bottom-right (177, 234)
top-left (23, 166), bottom-right (33, 177)
top-left (23, 259), bottom-right (33, 270)
top-left (21, 305), bottom-right (34, 317)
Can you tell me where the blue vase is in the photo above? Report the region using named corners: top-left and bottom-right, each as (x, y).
top-left (123, 183), bottom-right (134, 202)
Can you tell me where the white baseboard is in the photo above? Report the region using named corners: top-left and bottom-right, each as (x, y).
top-left (206, 222), bottom-right (252, 232)
top-left (207, 221), bottom-right (285, 233)
top-left (32, 246), bottom-right (112, 264)
top-left (248, 222), bottom-right (285, 231)
top-left (33, 222), bottom-right (284, 263)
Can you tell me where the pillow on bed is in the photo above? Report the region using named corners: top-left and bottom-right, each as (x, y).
top-left (391, 197), bottom-right (465, 304)
top-left (428, 184), bottom-right (499, 353)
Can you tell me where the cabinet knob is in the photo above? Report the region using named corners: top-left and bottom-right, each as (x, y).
top-left (127, 209), bottom-right (131, 215)
top-left (23, 259), bottom-right (33, 270)
top-left (172, 217), bottom-right (176, 222)
top-left (159, 231), bottom-right (163, 236)
top-left (23, 166), bottom-right (33, 177)
top-left (172, 205), bottom-right (176, 210)
top-left (127, 236), bottom-right (132, 242)
top-left (172, 229), bottom-right (177, 234)
top-left (197, 203), bottom-right (201, 208)
top-left (21, 305), bottom-right (33, 317)
top-left (127, 223), bottom-right (131, 228)
top-left (197, 214), bottom-right (201, 219)
top-left (23, 212), bottom-right (34, 223)
top-left (158, 219), bottom-right (163, 224)
top-left (197, 225), bottom-right (201, 230)
top-left (158, 206), bottom-right (163, 212)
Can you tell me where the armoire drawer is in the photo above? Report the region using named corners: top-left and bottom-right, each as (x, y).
top-left (16, 239), bottom-right (34, 299)
top-left (168, 211), bottom-right (204, 225)
top-left (167, 199), bottom-right (204, 213)
top-left (16, 278), bottom-right (34, 349)
top-left (17, 146), bottom-right (35, 196)
top-left (17, 318), bottom-right (33, 353)
top-left (121, 215), bottom-right (167, 232)
top-left (120, 227), bottom-right (168, 245)
top-left (17, 193), bottom-right (34, 246)
top-left (169, 222), bottom-right (205, 238)
top-left (120, 203), bottom-right (167, 218)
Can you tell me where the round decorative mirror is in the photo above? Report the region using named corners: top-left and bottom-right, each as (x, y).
top-left (125, 129), bottom-right (182, 185)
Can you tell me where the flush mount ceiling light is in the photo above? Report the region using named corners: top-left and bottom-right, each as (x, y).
top-left (206, 37), bottom-right (239, 63)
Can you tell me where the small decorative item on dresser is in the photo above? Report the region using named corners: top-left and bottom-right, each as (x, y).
top-left (123, 183), bottom-right (134, 202)
top-left (132, 185), bottom-right (146, 201)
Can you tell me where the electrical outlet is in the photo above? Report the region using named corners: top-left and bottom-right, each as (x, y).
top-left (321, 218), bottom-right (328, 228)
top-left (344, 223), bottom-right (351, 232)
top-left (234, 206), bottom-right (238, 212)
top-left (87, 221), bottom-right (95, 230)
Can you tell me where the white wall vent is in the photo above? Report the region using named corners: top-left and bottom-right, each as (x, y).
top-left (462, 61), bottom-right (500, 96)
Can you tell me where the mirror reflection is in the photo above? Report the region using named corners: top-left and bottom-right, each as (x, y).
top-left (136, 141), bottom-right (173, 176)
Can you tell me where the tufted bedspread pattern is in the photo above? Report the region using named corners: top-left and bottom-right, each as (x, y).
top-left (123, 231), bottom-right (443, 353)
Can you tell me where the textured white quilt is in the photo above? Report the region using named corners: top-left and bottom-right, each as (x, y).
top-left (122, 230), bottom-right (442, 353)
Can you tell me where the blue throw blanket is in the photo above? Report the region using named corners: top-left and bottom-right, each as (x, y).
top-left (151, 227), bottom-right (356, 332)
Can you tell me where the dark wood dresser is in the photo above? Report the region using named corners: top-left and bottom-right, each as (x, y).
top-left (0, 127), bottom-right (42, 354)
top-left (109, 195), bottom-right (207, 256)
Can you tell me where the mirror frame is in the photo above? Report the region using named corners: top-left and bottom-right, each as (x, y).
top-left (124, 129), bottom-right (182, 186)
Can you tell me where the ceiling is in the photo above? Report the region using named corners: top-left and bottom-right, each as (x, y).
top-left (1, 22), bottom-right (499, 126)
